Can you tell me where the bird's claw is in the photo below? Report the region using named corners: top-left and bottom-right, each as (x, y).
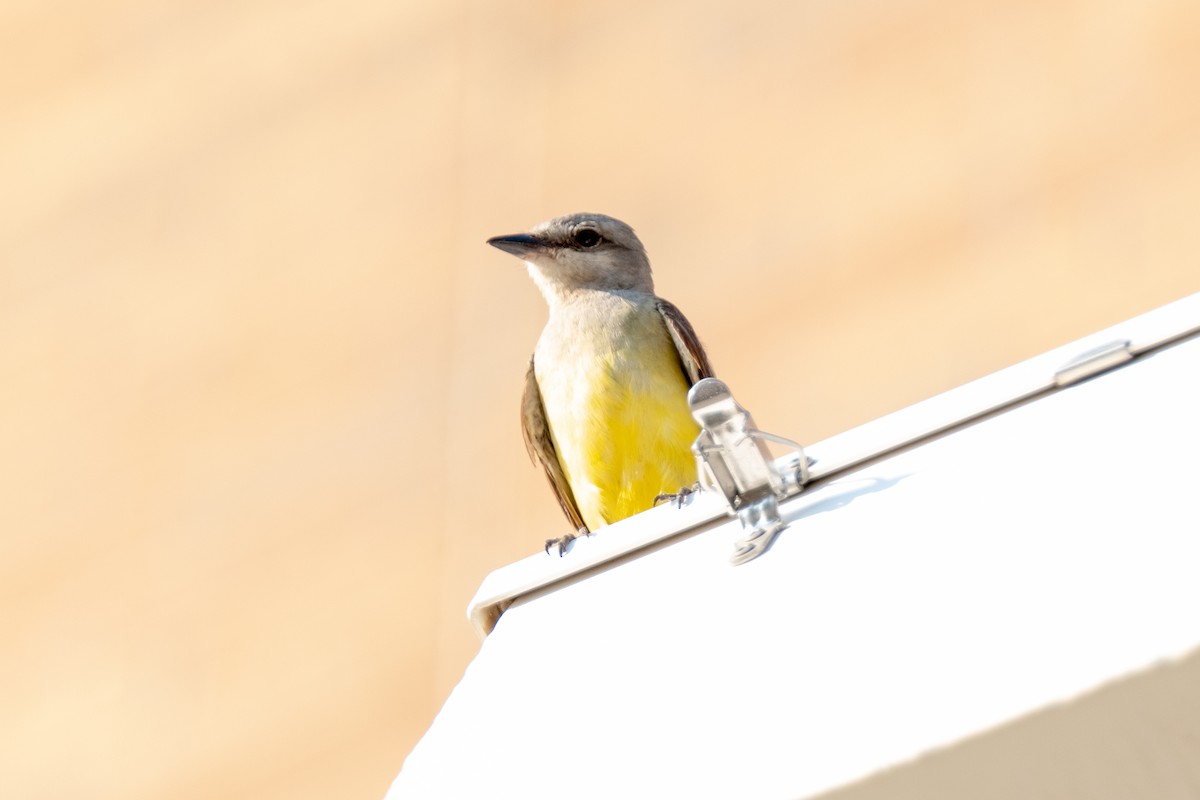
top-left (654, 483), bottom-right (700, 509)
top-left (545, 526), bottom-right (590, 557)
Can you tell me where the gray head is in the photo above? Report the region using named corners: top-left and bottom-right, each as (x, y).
top-left (487, 213), bottom-right (654, 304)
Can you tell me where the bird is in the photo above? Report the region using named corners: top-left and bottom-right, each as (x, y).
top-left (487, 213), bottom-right (714, 554)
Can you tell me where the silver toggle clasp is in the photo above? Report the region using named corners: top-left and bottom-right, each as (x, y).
top-left (688, 378), bottom-right (810, 565)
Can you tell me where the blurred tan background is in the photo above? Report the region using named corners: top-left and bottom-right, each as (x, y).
top-left (2, 0), bottom-right (1197, 797)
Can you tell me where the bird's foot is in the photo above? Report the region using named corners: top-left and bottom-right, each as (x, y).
top-left (545, 526), bottom-right (590, 557)
top-left (654, 483), bottom-right (700, 509)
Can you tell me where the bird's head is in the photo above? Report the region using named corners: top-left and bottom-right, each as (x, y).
top-left (488, 213), bottom-right (654, 303)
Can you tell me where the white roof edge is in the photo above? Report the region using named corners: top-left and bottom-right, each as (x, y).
top-left (468, 291), bottom-right (1200, 637)
top-left (808, 291), bottom-right (1200, 480)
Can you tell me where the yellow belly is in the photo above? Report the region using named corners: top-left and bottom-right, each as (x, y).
top-left (538, 321), bottom-right (699, 532)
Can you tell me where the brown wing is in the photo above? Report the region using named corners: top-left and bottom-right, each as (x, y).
top-left (656, 299), bottom-right (715, 386)
top-left (520, 357), bottom-right (588, 533)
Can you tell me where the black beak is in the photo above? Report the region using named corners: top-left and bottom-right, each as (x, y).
top-left (487, 232), bottom-right (548, 258)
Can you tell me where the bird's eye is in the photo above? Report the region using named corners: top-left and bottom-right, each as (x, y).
top-left (573, 228), bottom-right (602, 248)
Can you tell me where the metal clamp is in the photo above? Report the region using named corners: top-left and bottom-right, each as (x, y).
top-left (689, 378), bottom-right (810, 565)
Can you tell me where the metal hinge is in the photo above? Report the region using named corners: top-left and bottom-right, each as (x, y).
top-left (689, 378), bottom-right (811, 565)
top-left (1054, 339), bottom-right (1133, 386)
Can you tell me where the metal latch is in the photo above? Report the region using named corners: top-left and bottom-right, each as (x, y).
top-left (689, 378), bottom-right (810, 565)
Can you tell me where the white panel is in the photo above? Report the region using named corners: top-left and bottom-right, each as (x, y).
top-left (392, 303), bottom-right (1200, 800)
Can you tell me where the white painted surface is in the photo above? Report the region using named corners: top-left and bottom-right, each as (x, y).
top-left (390, 300), bottom-right (1200, 800)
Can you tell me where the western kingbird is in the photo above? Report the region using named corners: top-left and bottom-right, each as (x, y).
top-left (488, 213), bottom-right (714, 552)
